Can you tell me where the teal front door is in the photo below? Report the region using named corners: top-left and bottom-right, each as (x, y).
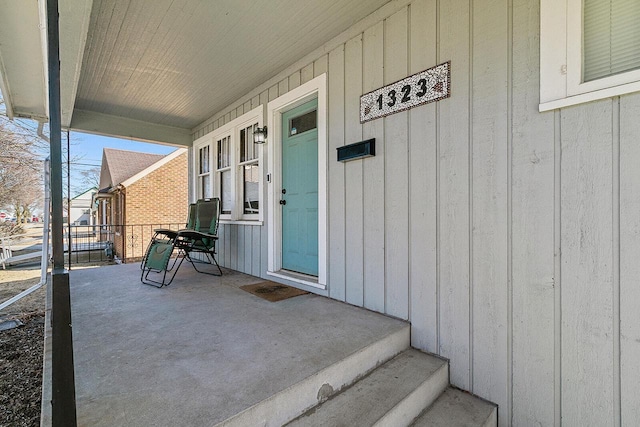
top-left (281, 99), bottom-right (318, 276)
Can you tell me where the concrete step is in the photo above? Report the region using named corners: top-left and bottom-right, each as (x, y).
top-left (411, 387), bottom-right (497, 427)
top-left (287, 349), bottom-right (449, 427)
top-left (218, 325), bottom-right (410, 426)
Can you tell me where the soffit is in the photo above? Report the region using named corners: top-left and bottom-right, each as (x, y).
top-left (0, 0), bottom-right (47, 120)
top-left (74, 0), bottom-right (390, 130)
top-left (0, 0), bottom-right (92, 124)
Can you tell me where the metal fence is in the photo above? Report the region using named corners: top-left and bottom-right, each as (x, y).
top-left (65, 223), bottom-right (183, 266)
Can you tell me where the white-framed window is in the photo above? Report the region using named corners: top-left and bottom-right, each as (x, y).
top-left (197, 144), bottom-right (211, 199)
top-left (216, 134), bottom-right (232, 215)
top-left (540, 0), bottom-right (640, 111)
top-left (192, 105), bottom-right (263, 222)
top-left (238, 123), bottom-right (260, 216)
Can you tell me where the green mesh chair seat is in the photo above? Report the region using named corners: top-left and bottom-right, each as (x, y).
top-left (145, 242), bottom-right (175, 271)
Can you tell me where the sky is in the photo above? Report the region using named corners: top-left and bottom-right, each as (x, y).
top-left (68, 131), bottom-right (176, 177)
top-left (70, 132), bottom-right (176, 166)
top-left (68, 131), bottom-right (177, 194)
top-left (1, 94), bottom-right (177, 198)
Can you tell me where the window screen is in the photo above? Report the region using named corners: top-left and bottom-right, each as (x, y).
top-left (583, 0), bottom-right (640, 82)
top-left (199, 176), bottom-right (210, 199)
top-left (220, 170), bottom-right (232, 214)
top-left (243, 164), bottom-right (259, 214)
top-left (216, 136), bottom-right (231, 214)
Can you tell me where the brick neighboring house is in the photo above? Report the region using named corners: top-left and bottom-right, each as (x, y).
top-left (94, 147), bottom-right (188, 261)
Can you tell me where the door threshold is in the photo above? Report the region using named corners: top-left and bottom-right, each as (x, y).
top-left (267, 270), bottom-right (325, 290)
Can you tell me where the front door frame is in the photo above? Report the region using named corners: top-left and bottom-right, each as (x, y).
top-left (267, 74), bottom-right (327, 290)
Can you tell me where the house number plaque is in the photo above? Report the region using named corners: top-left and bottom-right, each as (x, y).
top-left (359, 61), bottom-right (450, 123)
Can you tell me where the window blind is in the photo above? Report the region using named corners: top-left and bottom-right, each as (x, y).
top-left (583, 0), bottom-right (640, 82)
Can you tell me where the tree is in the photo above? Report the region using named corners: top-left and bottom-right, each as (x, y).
top-left (0, 154), bottom-right (43, 224)
top-left (11, 171), bottom-right (42, 223)
top-left (0, 97), bottom-right (46, 222)
top-left (1, 95), bottom-right (89, 225)
top-left (75, 165), bottom-right (101, 192)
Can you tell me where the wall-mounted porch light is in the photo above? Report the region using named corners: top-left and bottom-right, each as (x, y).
top-left (253, 126), bottom-right (267, 144)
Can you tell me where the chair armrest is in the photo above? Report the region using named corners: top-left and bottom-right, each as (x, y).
top-left (176, 230), bottom-right (218, 241)
top-left (152, 229), bottom-right (180, 239)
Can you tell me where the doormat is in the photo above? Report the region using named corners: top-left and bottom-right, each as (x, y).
top-left (240, 281), bottom-right (309, 302)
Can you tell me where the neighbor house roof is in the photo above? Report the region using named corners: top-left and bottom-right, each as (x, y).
top-left (98, 148), bottom-right (165, 191)
top-left (98, 148), bottom-right (188, 193)
top-left (71, 187), bottom-right (98, 200)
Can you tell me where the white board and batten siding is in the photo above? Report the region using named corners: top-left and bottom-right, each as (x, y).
top-left (191, 0), bottom-right (640, 425)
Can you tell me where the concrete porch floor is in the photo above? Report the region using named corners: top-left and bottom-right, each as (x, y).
top-left (42, 263), bottom-right (408, 426)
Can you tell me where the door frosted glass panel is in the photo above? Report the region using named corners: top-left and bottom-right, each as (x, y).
top-left (289, 110), bottom-right (317, 136)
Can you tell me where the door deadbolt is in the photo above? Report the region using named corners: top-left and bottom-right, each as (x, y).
top-left (281, 189), bottom-right (286, 194)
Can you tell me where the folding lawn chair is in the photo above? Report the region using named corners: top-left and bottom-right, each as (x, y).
top-left (140, 202), bottom-right (197, 270)
top-left (174, 198), bottom-right (222, 277)
top-left (140, 198), bottom-right (222, 287)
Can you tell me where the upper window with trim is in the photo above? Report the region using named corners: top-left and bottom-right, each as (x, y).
top-left (193, 105), bottom-right (263, 222)
top-left (540, 0), bottom-right (640, 111)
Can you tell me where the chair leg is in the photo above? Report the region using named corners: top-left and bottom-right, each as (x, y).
top-left (184, 251), bottom-right (222, 276)
top-left (140, 241), bottom-right (185, 287)
top-left (209, 251), bottom-right (223, 276)
top-left (163, 250), bottom-right (184, 272)
top-left (141, 254), bottom-right (186, 287)
top-left (140, 266), bottom-right (165, 288)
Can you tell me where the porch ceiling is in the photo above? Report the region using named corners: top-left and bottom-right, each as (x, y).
top-left (0, 0), bottom-right (390, 145)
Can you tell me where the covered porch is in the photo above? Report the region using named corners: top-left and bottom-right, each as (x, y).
top-left (42, 263), bottom-right (414, 426)
top-left (5, 0), bottom-right (640, 425)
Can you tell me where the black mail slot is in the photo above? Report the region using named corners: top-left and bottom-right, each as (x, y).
top-left (337, 138), bottom-right (375, 162)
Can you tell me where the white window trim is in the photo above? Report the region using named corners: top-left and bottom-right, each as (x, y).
top-left (266, 74), bottom-right (327, 290)
top-left (191, 105), bottom-right (264, 222)
top-left (540, 0), bottom-right (640, 112)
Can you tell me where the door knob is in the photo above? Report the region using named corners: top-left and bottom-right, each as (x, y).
top-left (279, 200), bottom-right (287, 205)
